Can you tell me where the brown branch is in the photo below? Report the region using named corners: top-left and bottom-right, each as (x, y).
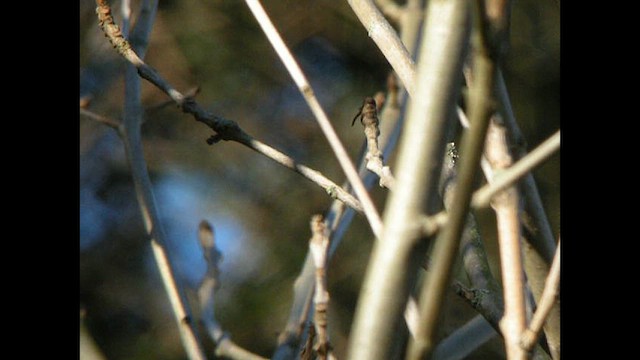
top-left (308, 215), bottom-right (334, 360)
top-left (353, 97), bottom-right (396, 189)
top-left (94, 0), bottom-right (363, 214)
top-left (348, 0), bottom-right (471, 357)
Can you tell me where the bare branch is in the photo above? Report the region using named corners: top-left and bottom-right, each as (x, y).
top-left (521, 239), bottom-right (561, 352)
top-left (347, 0), bottom-right (416, 96)
top-left (347, 0), bottom-right (471, 357)
top-left (309, 215), bottom-right (334, 360)
top-left (272, 78), bottom-right (417, 360)
top-left (94, 0), bottom-right (363, 214)
top-left (432, 315), bottom-right (497, 360)
top-left (245, 0), bottom-right (383, 238)
top-left (94, 1), bottom-right (209, 359)
top-left (496, 70), bottom-right (557, 263)
top-left (472, 130), bottom-right (560, 208)
top-left (196, 221), bottom-right (268, 360)
top-left (353, 97), bottom-right (396, 189)
top-left (485, 104), bottom-right (527, 360)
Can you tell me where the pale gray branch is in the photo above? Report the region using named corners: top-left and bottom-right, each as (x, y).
top-left (245, 0), bottom-right (383, 238)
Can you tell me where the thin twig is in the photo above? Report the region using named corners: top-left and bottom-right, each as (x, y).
top-left (347, 0), bottom-right (471, 357)
top-left (245, 0), bottom-right (383, 239)
top-left (197, 221), bottom-right (268, 360)
top-left (438, 143), bottom-right (546, 360)
top-left (308, 215), bottom-right (334, 360)
top-left (80, 108), bottom-right (121, 130)
top-left (96, 1), bottom-right (208, 359)
top-left (521, 239), bottom-right (561, 352)
top-left (472, 130), bottom-right (560, 208)
top-left (95, 0), bottom-right (364, 214)
top-left (353, 97), bottom-right (396, 189)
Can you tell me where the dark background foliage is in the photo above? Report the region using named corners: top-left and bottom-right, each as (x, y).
top-left (80, 0), bottom-right (559, 358)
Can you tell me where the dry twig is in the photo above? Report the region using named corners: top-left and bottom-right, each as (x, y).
top-left (196, 221), bottom-right (267, 360)
top-left (245, 0), bottom-right (382, 238)
top-left (94, 0), bottom-right (363, 214)
top-left (352, 97), bottom-right (396, 189)
top-left (308, 215), bottom-right (334, 360)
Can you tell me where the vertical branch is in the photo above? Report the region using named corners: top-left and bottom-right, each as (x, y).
top-left (309, 215), bottom-right (334, 360)
top-left (95, 1), bottom-right (207, 359)
top-left (353, 97), bottom-right (396, 189)
top-left (197, 221), bottom-right (267, 360)
top-left (245, 0), bottom-right (383, 238)
top-left (487, 132), bottom-right (527, 360)
top-left (496, 70), bottom-right (557, 263)
top-left (346, 0), bottom-right (471, 358)
top-left (407, 0), bottom-right (509, 358)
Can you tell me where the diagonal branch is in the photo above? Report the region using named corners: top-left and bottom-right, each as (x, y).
top-left (95, 0), bottom-right (363, 214)
top-left (472, 130), bottom-right (560, 208)
top-left (520, 238), bottom-right (560, 353)
top-left (245, 0), bottom-right (383, 238)
top-left (94, 1), bottom-right (208, 359)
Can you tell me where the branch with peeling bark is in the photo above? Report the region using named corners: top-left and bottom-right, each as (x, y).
top-left (94, 1), bottom-right (208, 358)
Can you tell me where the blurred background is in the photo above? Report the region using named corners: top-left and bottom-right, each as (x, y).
top-left (80, 0), bottom-right (559, 359)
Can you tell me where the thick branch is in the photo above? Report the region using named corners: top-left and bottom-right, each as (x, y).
top-left (347, 0), bottom-right (471, 358)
